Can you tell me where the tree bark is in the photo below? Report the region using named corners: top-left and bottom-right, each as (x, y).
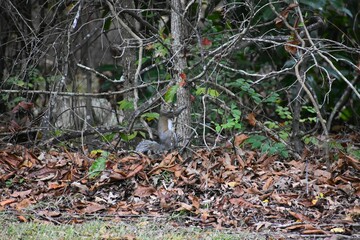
top-left (171, 0), bottom-right (191, 146)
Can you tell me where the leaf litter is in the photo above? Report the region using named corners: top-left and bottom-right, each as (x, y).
top-left (0, 144), bottom-right (359, 238)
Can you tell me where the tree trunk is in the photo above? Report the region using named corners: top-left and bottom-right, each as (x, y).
top-left (171, 0), bottom-right (191, 146)
top-left (108, 0), bottom-right (137, 122)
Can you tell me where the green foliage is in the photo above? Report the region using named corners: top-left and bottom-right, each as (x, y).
top-left (53, 129), bottom-right (63, 137)
top-left (119, 132), bottom-right (138, 142)
top-left (165, 84), bottom-right (179, 103)
top-left (276, 106), bottom-right (293, 120)
top-left (195, 87), bottom-right (220, 97)
top-left (300, 106), bottom-right (317, 123)
top-left (226, 78), bottom-right (262, 104)
top-left (6, 68), bottom-right (45, 89)
top-left (102, 133), bottom-right (116, 142)
top-left (245, 135), bottom-right (289, 158)
top-left (88, 151), bottom-right (109, 179)
top-left (141, 112), bottom-right (159, 121)
top-left (213, 104), bottom-right (243, 133)
top-left (349, 149), bottom-right (360, 159)
top-left (5, 180), bottom-right (13, 188)
top-left (118, 99), bottom-right (134, 110)
top-left (153, 41), bottom-right (170, 58)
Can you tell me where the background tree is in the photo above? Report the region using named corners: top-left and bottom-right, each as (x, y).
top-left (0, 0), bottom-right (358, 161)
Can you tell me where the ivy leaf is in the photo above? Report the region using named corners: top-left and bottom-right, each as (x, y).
top-left (165, 84), bottom-right (179, 103)
top-left (208, 88), bottom-right (219, 97)
top-left (88, 151), bottom-right (109, 179)
top-left (195, 87), bottom-right (206, 95)
top-left (120, 132), bottom-right (138, 142)
top-left (118, 100), bottom-right (134, 110)
top-left (141, 112), bottom-right (159, 121)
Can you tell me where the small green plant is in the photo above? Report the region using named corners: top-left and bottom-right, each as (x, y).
top-left (213, 104), bottom-right (243, 133)
top-left (195, 87), bottom-right (220, 97)
top-left (118, 99), bottom-right (134, 111)
top-left (101, 133), bottom-right (116, 142)
top-left (5, 180), bottom-right (13, 188)
top-left (276, 106), bottom-right (292, 120)
top-left (245, 135), bottom-right (289, 158)
top-left (226, 78), bottom-right (262, 104)
top-left (119, 132), bottom-right (138, 142)
top-left (88, 150), bottom-right (109, 179)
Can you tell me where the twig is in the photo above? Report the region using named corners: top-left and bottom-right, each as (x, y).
top-left (77, 63), bottom-right (124, 83)
top-left (0, 80), bottom-right (170, 97)
top-left (327, 75), bottom-right (360, 131)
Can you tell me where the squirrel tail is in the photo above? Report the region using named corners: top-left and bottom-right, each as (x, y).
top-left (135, 140), bottom-right (165, 154)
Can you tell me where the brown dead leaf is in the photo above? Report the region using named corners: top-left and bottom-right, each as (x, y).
top-left (38, 210), bottom-right (61, 217)
top-left (10, 189), bottom-right (32, 198)
top-left (344, 154), bottom-right (360, 170)
top-left (255, 221), bottom-right (272, 231)
top-left (245, 186), bottom-right (262, 195)
top-left (302, 229), bottom-right (328, 235)
top-left (346, 205), bottom-right (360, 221)
top-left (288, 210), bottom-right (313, 222)
top-left (286, 223), bottom-right (317, 231)
top-left (262, 177), bottom-right (274, 191)
top-left (234, 134), bottom-right (249, 146)
top-left (271, 192), bottom-right (290, 205)
top-left (259, 155), bottom-right (277, 169)
top-left (18, 215), bottom-right (27, 222)
top-left (176, 202), bottom-right (193, 211)
top-left (275, 3), bottom-right (299, 27)
top-left (48, 181), bottom-right (67, 190)
top-left (200, 210), bottom-right (210, 222)
top-left (284, 39), bottom-right (301, 55)
top-left (229, 197), bottom-right (259, 208)
top-left (0, 152), bottom-right (21, 168)
top-left (16, 198), bottom-right (36, 210)
top-left (81, 202), bottom-right (106, 214)
top-left (133, 185), bottom-right (156, 197)
top-left (0, 198), bottom-right (17, 206)
top-left (246, 113), bottom-right (256, 126)
top-left (189, 195), bottom-right (200, 210)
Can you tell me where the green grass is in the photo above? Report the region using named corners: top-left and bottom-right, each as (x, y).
top-left (0, 211), bottom-right (268, 240)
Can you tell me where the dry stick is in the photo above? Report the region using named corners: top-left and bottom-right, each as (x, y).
top-left (201, 95), bottom-right (210, 151)
top-left (0, 81), bottom-right (170, 97)
top-left (327, 75), bottom-right (360, 131)
top-left (77, 63), bottom-right (124, 83)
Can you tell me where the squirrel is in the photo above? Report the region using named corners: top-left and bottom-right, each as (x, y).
top-left (135, 106), bottom-right (185, 154)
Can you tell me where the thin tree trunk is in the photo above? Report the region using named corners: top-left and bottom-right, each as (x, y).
top-left (171, 0), bottom-right (191, 146)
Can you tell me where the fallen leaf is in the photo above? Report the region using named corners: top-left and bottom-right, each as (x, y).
top-left (133, 185), bottom-right (156, 197)
top-left (0, 198), bottom-right (17, 206)
top-left (18, 215), bottom-right (27, 222)
top-left (10, 189), bottom-right (32, 198)
top-left (81, 202), bottom-right (106, 214)
top-left (234, 134), bottom-right (249, 146)
top-left (246, 113), bottom-right (256, 126)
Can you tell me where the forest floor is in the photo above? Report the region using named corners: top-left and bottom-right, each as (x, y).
top-left (0, 143), bottom-right (359, 239)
